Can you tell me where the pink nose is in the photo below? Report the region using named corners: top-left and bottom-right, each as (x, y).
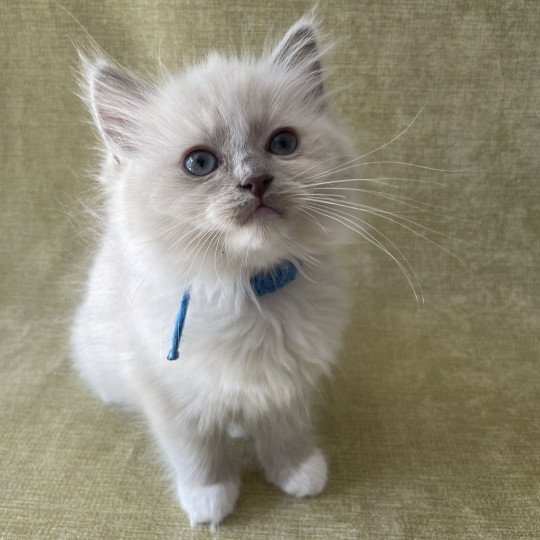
top-left (239, 174), bottom-right (273, 198)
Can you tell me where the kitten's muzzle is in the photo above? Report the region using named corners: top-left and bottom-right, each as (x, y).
top-left (238, 174), bottom-right (273, 199)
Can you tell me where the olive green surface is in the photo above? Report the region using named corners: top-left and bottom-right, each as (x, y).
top-left (1, 1), bottom-right (538, 538)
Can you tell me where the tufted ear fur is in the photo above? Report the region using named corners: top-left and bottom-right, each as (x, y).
top-left (270, 15), bottom-right (326, 101)
top-left (81, 57), bottom-right (149, 160)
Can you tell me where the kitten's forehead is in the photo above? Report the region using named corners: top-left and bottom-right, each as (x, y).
top-left (163, 55), bottom-right (305, 151)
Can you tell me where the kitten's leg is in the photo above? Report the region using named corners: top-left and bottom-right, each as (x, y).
top-left (137, 391), bottom-right (240, 527)
top-left (253, 411), bottom-right (327, 497)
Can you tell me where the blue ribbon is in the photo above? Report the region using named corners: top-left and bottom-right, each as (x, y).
top-left (166, 289), bottom-right (191, 361)
top-left (250, 260), bottom-right (298, 297)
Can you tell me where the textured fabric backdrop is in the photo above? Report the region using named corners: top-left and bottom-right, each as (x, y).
top-left (1, 1), bottom-right (538, 538)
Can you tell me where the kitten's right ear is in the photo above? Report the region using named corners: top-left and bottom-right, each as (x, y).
top-left (269, 14), bottom-right (326, 101)
top-left (80, 56), bottom-right (148, 159)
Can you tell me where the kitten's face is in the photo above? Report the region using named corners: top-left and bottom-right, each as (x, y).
top-left (86, 18), bottom-right (354, 276)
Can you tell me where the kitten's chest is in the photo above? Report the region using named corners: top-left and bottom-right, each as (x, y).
top-left (136, 271), bottom-right (347, 370)
top-left (131, 270), bottom-right (349, 421)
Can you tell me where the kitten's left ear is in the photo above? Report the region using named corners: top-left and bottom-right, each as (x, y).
top-left (270, 15), bottom-right (326, 101)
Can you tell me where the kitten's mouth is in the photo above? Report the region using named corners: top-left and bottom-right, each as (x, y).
top-left (254, 203), bottom-right (280, 218)
top-left (243, 202), bottom-right (282, 225)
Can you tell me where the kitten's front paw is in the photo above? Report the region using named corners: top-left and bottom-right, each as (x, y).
top-left (177, 477), bottom-right (240, 528)
top-left (272, 449), bottom-right (327, 498)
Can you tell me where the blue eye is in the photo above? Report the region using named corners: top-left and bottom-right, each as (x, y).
top-left (184, 150), bottom-right (218, 176)
top-left (268, 130), bottom-right (298, 155)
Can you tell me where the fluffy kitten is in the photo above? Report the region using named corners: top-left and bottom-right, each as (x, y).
top-left (71, 14), bottom-right (355, 527)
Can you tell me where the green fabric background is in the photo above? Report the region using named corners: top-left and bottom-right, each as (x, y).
top-left (1, 1), bottom-right (538, 537)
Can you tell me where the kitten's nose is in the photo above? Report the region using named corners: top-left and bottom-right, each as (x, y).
top-left (239, 174), bottom-right (273, 198)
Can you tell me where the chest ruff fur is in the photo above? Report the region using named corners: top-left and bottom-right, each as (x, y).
top-left (167, 261), bottom-right (299, 361)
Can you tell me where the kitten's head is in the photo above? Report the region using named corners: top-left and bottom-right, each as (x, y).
top-left (83, 15), bottom-right (355, 281)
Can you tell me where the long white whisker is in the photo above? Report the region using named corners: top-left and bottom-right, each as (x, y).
top-left (309, 195), bottom-right (477, 248)
top-left (300, 195), bottom-right (447, 233)
top-left (302, 159), bottom-right (466, 184)
top-left (303, 198), bottom-right (466, 266)
top-left (301, 201), bottom-right (424, 302)
top-left (303, 204), bottom-right (421, 305)
top-left (309, 176), bottom-right (447, 188)
top-left (197, 231), bottom-right (219, 285)
top-left (296, 206), bottom-right (331, 236)
top-left (300, 107), bottom-right (426, 183)
top-left (353, 160), bottom-right (468, 173)
top-left (313, 187), bottom-right (451, 213)
top-left (289, 153), bottom-right (357, 182)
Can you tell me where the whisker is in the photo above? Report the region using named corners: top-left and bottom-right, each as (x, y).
top-left (308, 192), bottom-right (480, 230)
top-left (302, 203), bottom-right (421, 305)
top-left (303, 198), bottom-right (467, 266)
top-left (308, 195), bottom-right (478, 248)
top-left (197, 231), bottom-right (220, 285)
top-left (313, 187), bottom-right (451, 213)
top-left (178, 228), bottom-right (218, 293)
top-left (352, 106), bottom-right (425, 159)
top-left (300, 107), bottom-right (426, 183)
top-left (300, 194), bottom-right (450, 231)
top-left (309, 176), bottom-right (447, 188)
top-left (289, 153), bottom-right (357, 182)
top-left (353, 160), bottom-right (468, 173)
top-left (296, 207), bottom-right (331, 236)
top-left (301, 201), bottom-right (424, 299)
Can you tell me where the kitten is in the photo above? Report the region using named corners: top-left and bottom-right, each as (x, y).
top-left (71, 14), bottom-right (355, 527)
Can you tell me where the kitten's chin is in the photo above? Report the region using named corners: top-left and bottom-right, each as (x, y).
top-left (224, 218), bottom-right (291, 265)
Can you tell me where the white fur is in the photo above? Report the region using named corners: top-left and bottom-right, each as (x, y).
top-left (72, 14), bottom-right (355, 527)
top-left (177, 478), bottom-right (240, 529)
top-left (277, 449), bottom-right (328, 497)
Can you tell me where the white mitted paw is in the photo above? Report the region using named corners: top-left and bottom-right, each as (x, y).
top-left (275, 449), bottom-right (328, 497)
top-left (177, 478), bottom-right (240, 528)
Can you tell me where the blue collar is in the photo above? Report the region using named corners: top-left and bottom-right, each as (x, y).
top-left (167, 261), bottom-right (298, 360)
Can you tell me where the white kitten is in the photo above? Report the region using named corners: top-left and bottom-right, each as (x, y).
top-left (72, 14), bottom-right (356, 527)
